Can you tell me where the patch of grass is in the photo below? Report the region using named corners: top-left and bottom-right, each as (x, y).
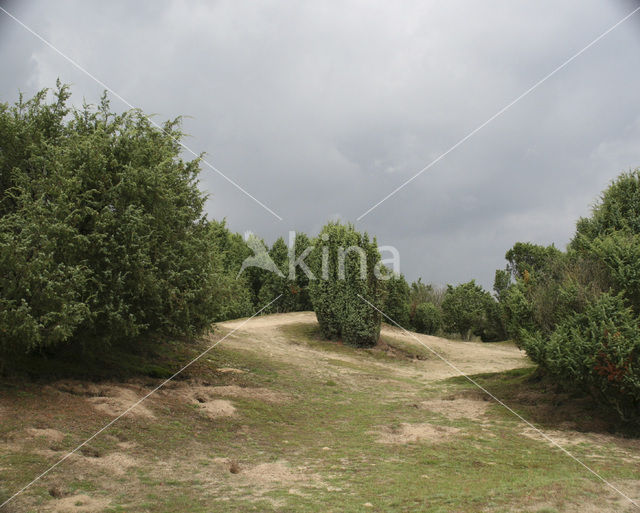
top-left (1, 318), bottom-right (638, 512)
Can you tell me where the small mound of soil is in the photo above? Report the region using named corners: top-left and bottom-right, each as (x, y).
top-left (374, 423), bottom-right (460, 444)
top-left (217, 368), bottom-right (246, 374)
top-left (87, 386), bottom-right (155, 419)
top-left (239, 460), bottom-right (307, 484)
top-left (419, 397), bottom-right (489, 420)
top-left (26, 428), bottom-right (66, 443)
top-left (46, 493), bottom-right (110, 513)
top-left (197, 399), bottom-right (236, 418)
top-left (208, 385), bottom-right (289, 403)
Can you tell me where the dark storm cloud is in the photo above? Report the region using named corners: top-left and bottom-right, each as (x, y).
top-left (1, 0), bottom-right (639, 288)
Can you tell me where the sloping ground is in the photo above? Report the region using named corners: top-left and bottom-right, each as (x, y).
top-left (221, 311), bottom-right (528, 381)
top-left (1, 312), bottom-right (639, 513)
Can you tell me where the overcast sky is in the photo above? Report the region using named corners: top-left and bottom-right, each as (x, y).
top-left (2, 0), bottom-right (640, 289)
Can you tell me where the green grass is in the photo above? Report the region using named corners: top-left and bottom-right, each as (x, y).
top-left (1, 319), bottom-right (638, 512)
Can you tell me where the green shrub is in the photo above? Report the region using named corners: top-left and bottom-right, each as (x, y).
top-left (383, 273), bottom-right (411, 327)
top-left (572, 169), bottom-right (640, 246)
top-left (308, 222), bottom-right (383, 347)
top-left (441, 280), bottom-right (492, 340)
top-left (584, 231), bottom-right (640, 313)
top-left (0, 84), bottom-right (224, 356)
top-left (500, 170), bottom-right (640, 420)
top-left (413, 302), bottom-right (441, 335)
top-left (538, 293), bottom-right (640, 421)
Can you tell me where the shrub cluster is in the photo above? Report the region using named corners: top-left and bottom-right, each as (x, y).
top-left (308, 222), bottom-right (384, 347)
top-left (0, 84), bottom-right (226, 357)
top-left (497, 170), bottom-right (640, 420)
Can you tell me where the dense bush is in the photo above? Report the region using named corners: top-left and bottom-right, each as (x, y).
top-left (308, 222), bottom-right (383, 347)
top-left (0, 85), bottom-right (224, 356)
top-left (499, 170), bottom-right (640, 421)
top-left (572, 169), bottom-right (640, 244)
top-left (383, 273), bottom-right (411, 327)
top-left (441, 281), bottom-right (494, 340)
top-left (257, 234), bottom-right (314, 313)
top-left (413, 302), bottom-right (442, 335)
top-left (523, 293), bottom-right (640, 420)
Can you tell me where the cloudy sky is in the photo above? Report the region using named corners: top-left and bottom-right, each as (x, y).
top-left (1, 0), bottom-right (639, 288)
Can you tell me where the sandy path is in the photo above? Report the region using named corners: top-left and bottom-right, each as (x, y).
top-left (219, 311), bottom-right (529, 382)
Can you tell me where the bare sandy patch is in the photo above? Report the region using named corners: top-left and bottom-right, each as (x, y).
top-left (420, 396), bottom-right (489, 420)
top-left (207, 385), bottom-right (289, 403)
top-left (196, 398), bottom-right (236, 418)
top-left (238, 460), bottom-right (310, 485)
top-left (374, 423), bottom-right (460, 444)
top-left (217, 367), bottom-right (246, 374)
top-left (520, 426), bottom-right (630, 448)
top-left (87, 386), bottom-right (155, 419)
top-left (25, 428), bottom-right (66, 443)
top-left (87, 452), bottom-right (139, 476)
top-left (45, 493), bottom-right (110, 513)
top-left (166, 384), bottom-right (238, 418)
top-left (167, 382), bottom-right (288, 419)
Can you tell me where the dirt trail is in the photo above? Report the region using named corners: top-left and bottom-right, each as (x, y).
top-left (219, 311), bottom-right (529, 382)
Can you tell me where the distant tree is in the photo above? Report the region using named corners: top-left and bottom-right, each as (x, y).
top-left (441, 280), bottom-right (492, 340)
top-left (257, 237), bottom-right (290, 313)
top-left (383, 273), bottom-right (411, 327)
top-left (493, 269), bottom-right (511, 301)
top-left (505, 242), bottom-right (562, 281)
top-left (413, 302), bottom-right (442, 335)
top-left (308, 222), bottom-right (383, 347)
top-left (289, 232), bottom-right (314, 311)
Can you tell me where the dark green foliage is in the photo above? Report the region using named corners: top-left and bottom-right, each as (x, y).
top-left (505, 242), bottom-right (562, 281)
top-left (523, 294), bottom-right (640, 421)
top-left (493, 269), bottom-right (511, 302)
top-left (479, 298), bottom-right (507, 342)
top-left (308, 222), bottom-right (383, 347)
top-left (383, 273), bottom-right (411, 327)
top-left (0, 84), bottom-right (224, 355)
top-left (258, 237), bottom-right (290, 313)
top-left (501, 170), bottom-right (640, 420)
top-left (287, 231), bottom-right (314, 312)
top-left (413, 302), bottom-right (442, 335)
top-left (572, 169), bottom-right (640, 246)
top-left (206, 221), bottom-right (254, 321)
top-left (255, 233), bottom-right (313, 313)
top-left (582, 231), bottom-right (640, 313)
top-left (441, 280), bottom-right (494, 340)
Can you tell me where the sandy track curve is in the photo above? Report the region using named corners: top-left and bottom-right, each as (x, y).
top-left (218, 311), bottom-right (529, 382)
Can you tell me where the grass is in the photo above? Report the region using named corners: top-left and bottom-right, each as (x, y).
top-left (0, 316), bottom-right (638, 512)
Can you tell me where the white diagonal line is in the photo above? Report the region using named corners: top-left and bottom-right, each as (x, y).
top-left (357, 5), bottom-right (640, 221)
top-left (0, 294), bottom-right (282, 510)
top-left (0, 6), bottom-right (283, 221)
top-left (356, 293), bottom-right (640, 509)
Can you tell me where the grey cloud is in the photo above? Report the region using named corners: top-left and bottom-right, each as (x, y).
top-left (1, 0), bottom-right (639, 289)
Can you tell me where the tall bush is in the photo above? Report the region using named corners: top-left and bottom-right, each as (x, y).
top-left (383, 273), bottom-right (411, 327)
top-left (533, 293), bottom-right (640, 420)
top-left (501, 170), bottom-right (640, 420)
top-left (413, 302), bottom-right (442, 335)
top-left (441, 281), bottom-right (492, 340)
top-left (308, 222), bottom-right (383, 347)
top-left (0, 84), bottom-right (223, 355)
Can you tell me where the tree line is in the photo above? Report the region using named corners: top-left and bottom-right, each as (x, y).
top-left (1, 85), bottom-right (638, 421)
top-left (0, 84), bottom-right (503, 362)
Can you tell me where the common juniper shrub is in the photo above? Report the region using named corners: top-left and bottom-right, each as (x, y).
top-left (0, 84), bottom-right (225, 356)
top-left (308, 222), bottom-right (383, 348)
